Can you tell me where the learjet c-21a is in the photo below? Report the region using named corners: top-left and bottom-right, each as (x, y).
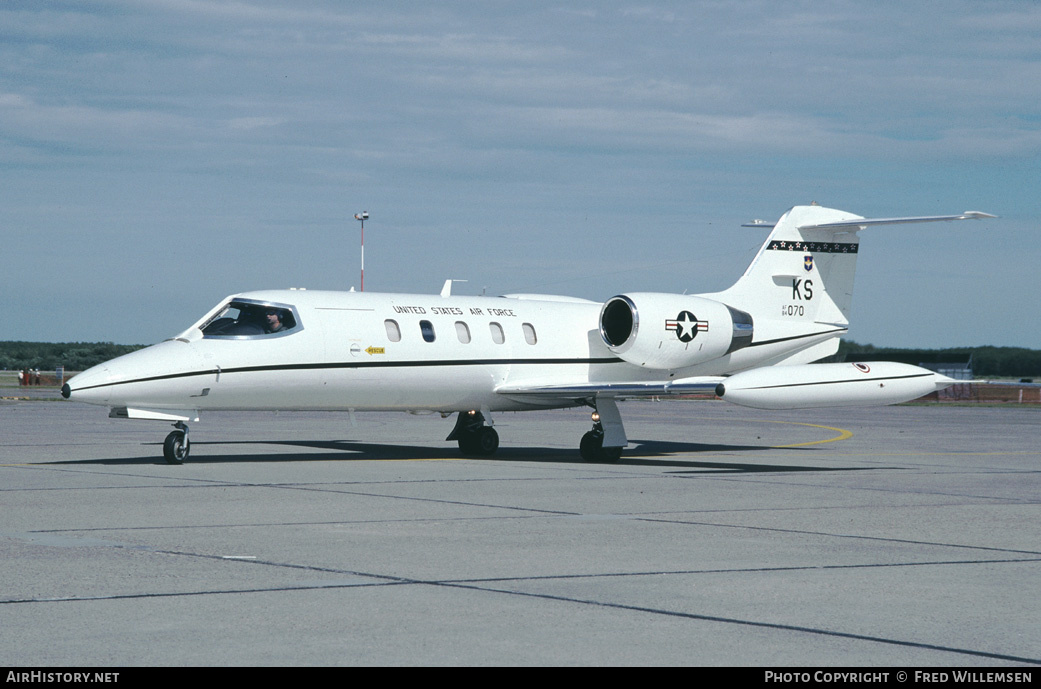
top-left (63, 204), bottom-right (994, 464)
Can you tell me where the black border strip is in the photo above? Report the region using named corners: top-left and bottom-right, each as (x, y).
top-left (767, 240), bottom-right (859, 253)
top-left (68, 357), bottom-right (627, 394)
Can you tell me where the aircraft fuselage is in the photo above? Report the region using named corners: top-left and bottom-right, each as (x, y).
top-left (67, 290), bottom-right (645, 416)
top-left (65, 204), bottom-right (987, 463)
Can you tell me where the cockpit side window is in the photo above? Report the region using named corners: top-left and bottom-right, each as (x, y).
top-left (200, 300), bottom-right (300, 339)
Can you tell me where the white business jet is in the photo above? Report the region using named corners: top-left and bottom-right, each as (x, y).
top-left (63, 204), bottom-right (994, 464)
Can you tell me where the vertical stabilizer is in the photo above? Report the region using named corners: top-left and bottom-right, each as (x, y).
top-left (715, 205), bottom-right (863, 324)
top-left (704, 205), bottom-right (864, 363)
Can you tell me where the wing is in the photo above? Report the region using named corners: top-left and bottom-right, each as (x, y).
top-left (496, 376), bottom-right (725, 403)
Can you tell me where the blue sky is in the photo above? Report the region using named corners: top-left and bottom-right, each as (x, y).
top-left (2, 1), bottom-right (1038, 347)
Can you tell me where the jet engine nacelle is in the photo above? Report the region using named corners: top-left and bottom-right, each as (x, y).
top-left (599, 293), bottom-right (753, 369)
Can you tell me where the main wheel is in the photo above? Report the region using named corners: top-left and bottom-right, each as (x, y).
top-left (474, 426), bottom-right (499, 456)
top-left (580, 431), bottom-right (621, 462)
top-left (458, 427), bottom-right (499, 456)
top-left (458, 434), bottom-right (477, 455)
top-left (163, 430), bottom-right (189, 464)
top-left (580, 431), bottom-right (601, 461)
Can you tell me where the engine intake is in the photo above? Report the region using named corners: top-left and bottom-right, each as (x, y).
top-left (601, 295), bottom-right (638, 348)
top-left (599, 293), bottom-right (753, 369)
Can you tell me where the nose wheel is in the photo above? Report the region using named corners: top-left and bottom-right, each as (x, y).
top-left (163, 422), bottom-right (190, 464)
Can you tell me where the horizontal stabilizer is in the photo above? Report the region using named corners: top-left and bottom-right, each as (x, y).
top-left (797, 211), bottom-right (996, 232)
top-left (743, 210), bottom-right (995, 231)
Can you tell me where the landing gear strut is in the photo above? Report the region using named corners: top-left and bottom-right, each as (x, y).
top-left (579, 399), bottom-right (625, 462)
top-left (163, 421), bottom-right (190, 465)
top-left (447, 410), bottom-right (499, 456)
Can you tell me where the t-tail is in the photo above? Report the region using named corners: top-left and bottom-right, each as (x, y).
top-left (704, 204), bottom-right (995, 367)
top-left (703, 205), bottom-right (995, 409)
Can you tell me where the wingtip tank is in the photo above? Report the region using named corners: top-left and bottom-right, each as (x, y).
top-left (715, 362), bottom-right (955, 410)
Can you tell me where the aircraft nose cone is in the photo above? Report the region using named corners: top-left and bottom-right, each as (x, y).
top-left (64, 363), bottom-right (114, 405)
top-left (64, 339), bottom-right (206, 409)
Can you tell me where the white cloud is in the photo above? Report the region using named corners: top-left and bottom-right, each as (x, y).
top-left (1, 1), bottom-right (1039, 346)
top-left (227, 116), bottom-right (287, 130)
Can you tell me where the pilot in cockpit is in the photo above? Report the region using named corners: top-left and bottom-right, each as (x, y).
top-left (265, 308), bottom-right (287, 333)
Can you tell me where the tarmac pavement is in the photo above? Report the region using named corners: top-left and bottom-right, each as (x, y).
top-left (1, 398), bottom-right (1038, 666)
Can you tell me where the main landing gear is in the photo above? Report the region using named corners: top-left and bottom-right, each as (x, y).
top-left (447, 400), bottom-right (626, 462)
top-left (163, 421), bottom-right (190, 465)
top-left (579, 411), bottom-right (623, 463)
top-left (447, 410), bottom-right (499, 456)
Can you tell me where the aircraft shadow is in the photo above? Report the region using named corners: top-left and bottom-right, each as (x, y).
top-left (51, 438), bottom-right (881, 474)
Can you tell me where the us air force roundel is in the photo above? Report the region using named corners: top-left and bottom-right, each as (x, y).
top-left (665, 311), bottom-right (709, 343)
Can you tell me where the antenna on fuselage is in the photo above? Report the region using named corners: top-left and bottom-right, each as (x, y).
top-left (354, 211), bottom-right (369, 291)
top-left (440, 279), bottom-right (468, 297)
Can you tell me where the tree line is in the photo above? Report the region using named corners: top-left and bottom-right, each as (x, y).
top-left (0, 341), bottom-right (145, 373)
top-left (837, 341), bottom-right (1041, 379)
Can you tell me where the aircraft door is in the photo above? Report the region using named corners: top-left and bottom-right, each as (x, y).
top-left (194, 350), bottom-right (221, 401)
top-left (315, 308), bottom-right (382, 406)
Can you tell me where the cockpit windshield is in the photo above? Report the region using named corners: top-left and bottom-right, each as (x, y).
top-left (199, 299), bottom-right (300, 339)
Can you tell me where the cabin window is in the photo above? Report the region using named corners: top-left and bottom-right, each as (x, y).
top-left (200, 300), bottom-right (300, 339)
top-left (489, 322), bottom-right (505, 344)
top-left (420, 320), bottom-right (436, 343)
top-left (522, 323), bottom-right (537, 345)
top-left (384, 319), bottom-right (401, 342)
top-left (455, 321), bottom-right (471, 344)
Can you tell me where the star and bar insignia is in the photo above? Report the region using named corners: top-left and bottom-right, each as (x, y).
top-left (665, 311), bottom-right (709, 343)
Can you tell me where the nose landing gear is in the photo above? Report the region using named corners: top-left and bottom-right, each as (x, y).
top-left (163, 421), bottom-right (190, 464)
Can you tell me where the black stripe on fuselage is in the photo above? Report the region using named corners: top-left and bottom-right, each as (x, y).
top-left (68, 329), bottom-right (849, 395)
top-left (68, 357), bottom-right (627, 393)
top-left (741, 372), bottom-right (933, 391)
top-left (747, 327), bottom-right (848, 348)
